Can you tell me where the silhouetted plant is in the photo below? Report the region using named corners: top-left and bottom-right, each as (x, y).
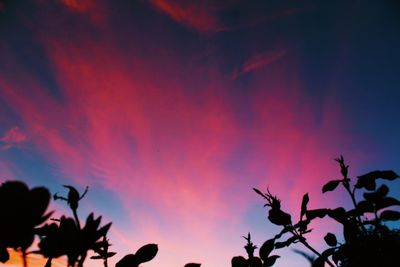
top-left (90, 235), bottom-right (116, 267)
top-left (231, 233), bottom-right (279, 267)
top-left (253, 156), bottom-right (400, 267)
top-left (37, 185), bottom-right (112, 267)
top-left (54, 185), bottom-right (88, 229)
top-left (0, 181), bottom-right (52, 267)
top-left (115, 243), bottom-right (158, 267)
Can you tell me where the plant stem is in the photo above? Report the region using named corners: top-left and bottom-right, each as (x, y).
top-left (72, 209), bottom-right (81, 230)
top-left (343, 182), bottom-right (367, 233)
top-left (22, 250), bottom-right (27, 267)
top-left (290, 229), bottom-right (336, 267)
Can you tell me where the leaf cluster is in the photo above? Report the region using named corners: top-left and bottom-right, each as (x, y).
top-left (251, 156), bottom-right (400, 267)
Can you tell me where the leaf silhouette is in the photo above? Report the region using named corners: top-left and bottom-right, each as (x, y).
top-left (300, 193), bottom-right (309, 218)
top-left (380, 210), bottom-right (400, 221)
top-left (259, 238), bottom-right (275, 261)
top-left (231, 256), bottom-right (247, 267)
top-left (134, 243), bottom-right (158, 264)
top-left (324, 233), bottom-right (337, 247)
top-left (322, 180), bottom-right (341, 193)
top-left (376, 197), bottom-right (400, 210)
top-left (184, 263), bottom-right (201, 267)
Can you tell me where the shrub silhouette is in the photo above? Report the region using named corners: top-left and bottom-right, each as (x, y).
top-left (0, 181), bottom-right (52, 267)
top-left (252, 156), bottom-right (400, 267)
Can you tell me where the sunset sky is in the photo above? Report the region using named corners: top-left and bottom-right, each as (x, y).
top-left (1, 1), bottom-right (400, 267)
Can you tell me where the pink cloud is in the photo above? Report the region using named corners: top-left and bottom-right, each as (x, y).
top-left (0, 126), bottom-right (29, 151)
top-left (0, 2), bottom-right (358, 266)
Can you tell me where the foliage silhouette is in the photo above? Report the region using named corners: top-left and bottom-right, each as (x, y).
top-left (115, 243), bottom-right (158, 267)
top-left (252, 156), bottom-right (400, 267)
top-left (231, 233), bottom-right (279, 267)
top-left (0, 181), bottom-right (52, 267)
top-left (2, 156), bottom-right (399, 267)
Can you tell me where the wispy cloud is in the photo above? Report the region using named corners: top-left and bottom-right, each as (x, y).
top-left (232, 49), bottom-right (287, 79)
top-left (150, 0), bottom-right (225, 32)
top-left (0, 126), bottom-right (29, 151)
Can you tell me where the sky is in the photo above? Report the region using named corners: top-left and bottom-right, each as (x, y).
top-left (0, 0), bottom-right (400, 266)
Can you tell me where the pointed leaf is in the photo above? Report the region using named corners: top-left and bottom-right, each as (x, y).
top-left (259, 239), bottom-right (275, 261)
top-left (300, 193), bottom-right (309, 218)
top-left (97, 222), bottom-right (112, 237)
top-left (135, 243), bottom-right (158, 264)
top-left (322, 180), bottom-right (341, 193)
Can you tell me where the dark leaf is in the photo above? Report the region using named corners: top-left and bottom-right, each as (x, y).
top-left (97, 222), bottom-right (112, 237)
top-left (135, 243), bottom-right (158, 264)
top-left (357, 200), bottom-right (374, 214)
top-left (327, 207), bottom-right (347, 224)
top-left (300, 193), bottom-right (309, 218)
top-left (376, 197), bottom-right (400, 210)
top-left (355, 176), bottom-right (376, 191)
top-left (356, 170), bottom-right (398, 190)
top-left (259, 239), bottom-right (275, 261)
top-left (324, 233), bottom-right (337, 247)
top-left (306, 209), bottom-right (328, 220)
top-left (231, 256), bottom-right (247, 267)
top-left (380, 210), bottom-right (400, 221)
top-left (312, 256), bottom-right (325, 267)
top-left (375, 184), bottom-right (389, 197)
top-left (268, 209), bottom-right (292, 226)
top-left (116, 254), bottom-right (136, 267)
top-left (363, 184), bottom-right (389, 202)
top-left (263, 255), bottom-right (280, 267)
top-left (184, 263), bottom-right (201, 267)
top-left (322, 180), bottom-right (341, 193)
